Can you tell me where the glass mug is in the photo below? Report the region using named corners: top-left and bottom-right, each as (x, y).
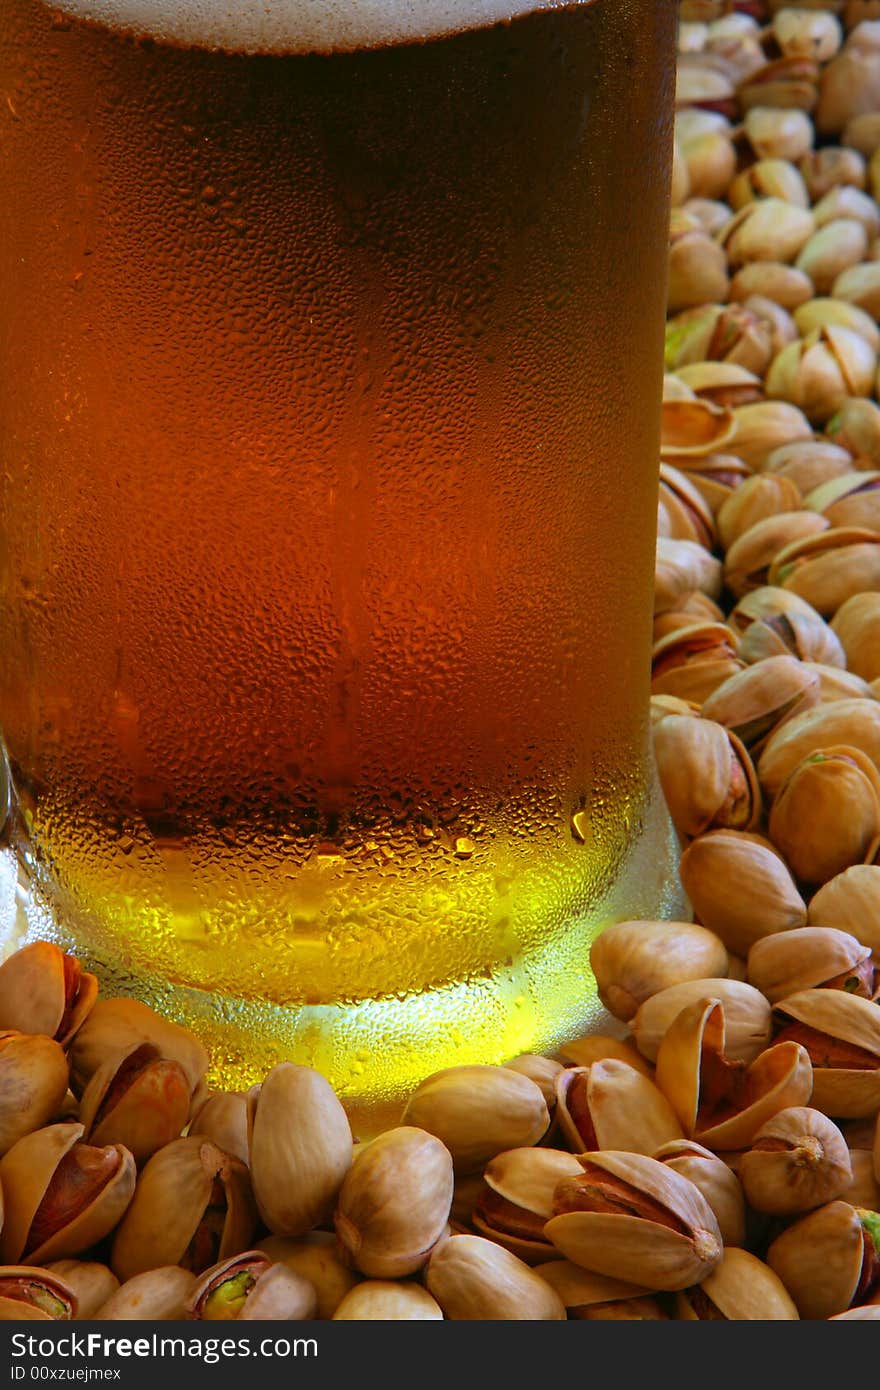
top-left (0, 0), bottom-right (680, 1116)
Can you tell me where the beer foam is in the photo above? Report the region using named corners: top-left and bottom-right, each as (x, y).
top-left (50, 1), bottom-right (576, 54)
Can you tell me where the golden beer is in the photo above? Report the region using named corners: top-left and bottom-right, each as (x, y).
top-left (0, 0), bottom-right (679, 1110)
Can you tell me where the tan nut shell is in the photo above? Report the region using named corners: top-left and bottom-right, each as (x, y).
top-left (94, 1268), bottom-right (197, 1320)
top-left (589, 919), bottom-right (729, 1023)
top-left (653, 716), bottom-right (760, 837)
top-left (45, 1261), bottom-right (119, 1320)
top-left (473, 1147), bottom-right (584, 1264)
top-left (738, 1107), bottom-right (852, 1214)
top-left (256, 1233), bottom-right (359, 1320)
top-left (748, 926), bottom-right (873, 1002)
top-left (697, 1040), bottom-right (814, 1151)
top-left (185, 1251), bottom-right (316, 1321)
top-left (545, 1151), bottom-right (722, 1292)
top-left (402, 1066), bottom-right (549, 1174)
top-left (332, 1281), bottom-right (443, 1320)
top-left (0, 1266), bottom-right (77, 1321)
top-left (78, 1043), bottom-right (192, 1166)
top-left (758, 697), bottom-right (880, 800)
top-left (502, 1055), bottom-right (564, 1111)
top-left (0, 1123), bottom-right (136, 1266)
top-left (534, 1259), bottom-right (652, 1311)
top-left (556, 1063), bottom-right (684, 1157)
top-left (701, 653), bottom-right (821, 749)
top-left (634, 979), bottom-right (772, 1065)
top-left (769, 744), bottom-right (880, 885)
top-left (678, 1247), bottom-right (799, 1320)
top-left (845, 1148), bottom-right (880, 1209)
top-left (0, 1034), bottom-right (70, 1158)
top-left (188, 1092), bottom-right (249, 1167)
top-left (655, 538), bottom-right (723, 613)
top-left (247, 1063), bottom-right (351, 1237)
top-left (680, 832), bottom-right (807, 958)
top-left (110, 1135), bottom-right (256, 1281)
top-left (769, 525), bottom-right (880, 614)
top-left (0, 943), bottom-right (97, 1048)
top-left (809, 864), bottom-right (880, 962)
top-left (425, 1234), bottom-right (565, 1321)
top-left (69, 998), bottom-right (207, 1098)
top-left (832, 592), bottom-right (880, 680)
top-left (775, 989), bottom-right (880, 1117)
top-left (334, 1126), bottom-right (453, 1278)
top-left (767, 1200), bottom-right (865, 1318)
top-left (723, 511), bottom-right (830, 596)
top-left (557, 1035), bottom-right (654, 1078)
top-left (654, 1140), bottom-right (747, 1247)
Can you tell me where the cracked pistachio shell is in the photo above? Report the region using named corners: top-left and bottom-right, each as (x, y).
top-left (0, 1033), bottom-right (69, 1157)
top-left (769, 744), bottom-right (880, 885)
top-left (654, 1140), bottom-right (747, 1247)
top-left (805, 662), bottom-right (878, 702)
top-left (769, 325), bottom-right (877, 424)
top-left (426, 1234), bottom-right (565, 1321)
top-left (744, 293), bottom-right (800, 358)
top-left (796, 221), bottom-right (870, 295)
top-left (796, 297), bottom-right (880, 350)
top-left (0, 943), bottom-right (97, 1049)
top-left (719, 199), bottom-right (815, 268)
top-left (833, 260), bottom-right (880, 317)
top-left (748, 926), bottom-right (873, 1002)
top-left (718, 473), bottom-right (803, 551)
top-left (702, 655), bottom-right (821, 750)
top-left (809, 864), bottom-right (880, 962)
top-left (730, 158), bottom-right (810, 210)
top-left (659, 464), bottom-right (717, 545)
top-left (332, 1281), bottom-right (443, 1320)
top-left (655, 538), bottom-right (723, 614)
top-left (673, 363), bottom-right (764, 411)
top-left (770, 525), bottom-right (880, 614)
top-left (45, 1261), bottom-right (118, 1321)
top-left (589, 919), bottom-right (729, 1023)
top-left (188, 1091), bottom-right (249, 1167)
top-left (776, 8), bottom-right (841, 59)
top-left (545, 1152), bottom-right (722, 1291)
top-left (185, 1252), bottom-right (269, 1321)
top-left (832, 592), bottom-right (880, 679)
top-left (78, 1042), bottom-right (192, 1166)
top-left (764, 440), bottom-right (855, 498)
top-left (402, 1066), bottom-right (549, 1174)
top-left (0, 1123), bottom-right (136, 1267)
top-left (677, 1247), bottom-right (800, 1320)
top-left (110, 1135), bottom-right (256, 1282)
top-left (738, 1106), bottom-right (852, 1214)
top-left (814, 184), bottom-right (880, 236)
top-left (650, 689), bottom-right (703, 719)
top-left (826, 395), bottom-right (880, 462)
top-left (633, 979), bottom-right (772, 1065)
top-left (767, 1200), bottom-right (866, 1317)
top-left (472, 1147), bottom-right (583, 1264)
top-left (724, 511), bottom-right (831, 595)
top-left (730, 400), bottom-right (814, 471)
top-left (668, 227), bottom-right (731, 315)
top-left (660, 397), bottom-right (737, 459)
top-left (697, 1041), bottom-right (814, 1151)
top-left (535, 1259), bottom-right (652, 1312)
top-left (654, 716), bottom-right (760, 838)
top-left (730, 261), bottom-right (815, 309)
top-left (680, 830), bottom-right (807, 956)
top-left (247, 1063), bottom-right (352, 1237)
top-left (556, 1063), bottom-right (683, 1158)
top-left (737, 53), bottom-right (820, 113)
top-left (774, 989), bottom-right (880, 1117)
top-left (758, 697), bottom-right (880, 800)
top-left (334, 1127), bottom-right (453, 1278)
top-left (95, 1267), bottom-right (197, 1321)
top-left (502, 1055), bottom-right (564, 1111)
top-left (236, 1263), bottom-right (317, 1321)
top-left (256, 1233), bottom-right (359, 1320)
top-left (0, 1267), bottom-right (77, 1322)
top-left (652, 623), bottom-right (744, 703)
top-left (741, 611), bottom-right (846, 668)
top-left (743, 107), bottom-right (814, 162)
top-left (728, 583), bottom-right (824, 636)
top-left (557, 1035), bottom-right (653, 1078)
top-left (69, 998), bottom-right (208, 1099)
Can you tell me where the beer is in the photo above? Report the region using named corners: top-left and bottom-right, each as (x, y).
top-left (0, 0), bottom-right (678, 1108)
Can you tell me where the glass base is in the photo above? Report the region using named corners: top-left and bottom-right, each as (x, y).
top-left (0, 776), bottom-right (684, 1137)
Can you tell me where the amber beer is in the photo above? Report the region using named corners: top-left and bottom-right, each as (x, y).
top-left (0, 0), bottom-right (677, 1106)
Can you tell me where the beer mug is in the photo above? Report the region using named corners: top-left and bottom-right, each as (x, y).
top-left (0, 0), bottom-right (680, 1113)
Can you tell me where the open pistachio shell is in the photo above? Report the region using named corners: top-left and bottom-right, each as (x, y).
top-left (95, 1267), bottom-right (197, 1321)
top-left (184, 1252), bottom-right (313, 1322)
top-left (188, 1092), bottom-right (249, 1167)
top-left (809, 864), bottom-right (880, 962)
top-left (633, 979), bottom-right (772, 1065)
top-left (697, 1042), bottom-right (814, 1151)
top-left (45, 1261), bottom-right (119, 1320)
top-left (0, 943), bottom-right (97, 1048)
top-left (759, 698), bottom-right (880, 801)
top-left (774, 988), bottom-right (880, 1116)
top-left (557, 1036), bottom-right (654, 1079)
top-left (589, 919), bottom-right (729, 1023)
top-left (0, 1123), bottom-right (136, 1266)
top-left (677, 1247), bottom-right (799, 1319)
top-left (701, 654), bottom-right (821, 751)
top-left (660, 398), bottom-right (738, 458)
top-left (69, 998), bottom-right (208, 1099)
top-left (655, 537), bottom-right (723, 614)
top-left (78, 1042), bottom-right (192, 1166)
top-left (256, 1233), bottom-right (359, 1320)
top-left (332, 1281), bottom-right (443, 1320)
top-left (724, 511), bottom-right (831, 596)
top-left (557, 1063), bottom-right (684, 1158)
top-left (653, 716), bottom-right (761, 837)
top-left (426, 1234), bottom-right (565, 1321)
top-left (748, 926), bottom-right (874, 1002)
top-left (0, 1033), bottom-right (70, 1158)
top-left (472, 1147), bottom-right (583, 1265)
top-left (769, 525), bottom-right (880, 614)
top-left (238, 1263), bottom-right (317, 1321)
top-left (767, 1200), bottom-right (865, 1318)
top-left (534, 1259), bottom-right (652, 1312)
top-left (0, 1266), bottom-right (77, 1321)
top-left (654, 1139), bottom-right (747, 1247)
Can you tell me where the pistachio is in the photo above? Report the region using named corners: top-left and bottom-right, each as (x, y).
top-left (775, 7), bottom-right (843, 61)
top-left (332, 1281), bottom-right (444, 1320)
top-left (654, 1139), bottom-right (747, 1247)
top-left (659, 464), bottom-right (718, 546)
top-left (719, 199), bottom-right (816, 268)
top-left (0, 1033), bottom-right (69, 1158)
top-left (769, 525), bottom-right (880, 614)
top-left (728, 582), bottom-right (824, 636)
top-left (748, 926), bottom-right (876, 1002)
top-left (795, 297), bottom-right (880, 351)
top-left (737, 54), bottom-right (821, 113)
top-left (763, 439), bottom-right (856, 496)
top-left (831, 258), bottom-right (880, 315)
top-left (801, 145), bottom-right (867, 199)
top-left (425, 1234), bottom-right (565, 1320)
top-left (723, 511), bottom-right (830, 595)
top-left (256, 1233), bottom-right (359, 1320)
top-left (633, 978), bottom-right (773, 1065)
top-left (0, 1267), bottom-right (77, 1321)
top-left (774, 989), bottom-right (880, 1117)
top-left (767, 327), bottom-right (877, 424)
top-left (673, 363), bottom-right (765, 411)
top-left (744, 106), bottom-right (815, 162)
top-left (677, 1247), bottom-right (800, 1320)
top-left (767, 1200), bottom-right (879, 1317)
top-left (471, 1147), bottom-right (583, 1264)
top-left (44, 1261), bottom-right (118, 1321)
top-left (652, 624), bottom-right (745, 703)
top-left (94, 1267), bottom-right (197, 1321)
top-left (661, 395), bottom-right (738, 458)
top-left (535, 1260), bottom-right (659, 1319)
top-left (188, 1092), bottom-right (249, 1167)
top-left (110, 1135), bottom-right (256, 1282)
top-left (758, 697), bottom-right (880, 799)
top-left (817, 25), bottom-right (880, 135)
top-left (680, 830), bottom-right (807, 956)
top-left (816, 185), bottom-right (880, 238)
top-left (805, 472), bottom-right (880, 533)
top-left (729, 159), bottom-right (810, 210)
top-left (829, 1304), bottom-right (880, 1319)
top-left (655, 538), bottom-right (724, 614)
top-left (677, 128), bottom-right (737, 201)
top-left (845, 1148), bottom-right (880, 1208)
top-left (654, 716), bottom-right (760, 838)
top-left (831, 591), bottom-right (880, 678)
top-left (69, 997), bottom-right (208, 1100)
top-left (739, 1106), bottom-right (853, 1215)
top-left (702, 654), bottom-right (821, 750)
top-left (796, 220), bottom-right (871, 294)
top-left (334, 1127), bottom-right (453, 1278)
top-left (589, 919), bottom-right (729, 1023)
top-left (402, 1066), bottom-right (549, 1174)
top-left (744, 293), bottom-right (801, 357)
top-left (730, 260), bottom-right (816, 309)
top-left (246, 1063), bottom-right (351, 1238)
top-left (717, 473), bottom-right (802, 552)
top-left (675, 53), bottom-right (739, 116)
top-left (683, 197), bottom-right (735, 236)
top-left (809, 863), bottom-right (880, 961)
top-left (769, 745), bottom-right (880, 885)
top-left (826, 396), bottom-right (880, 463)
top-left (0, 1123), bottom-right (135, 1266)
top-left (555, 1063), bottom-right (684, 1159)
top-left (502, 1055), bottom-right (564, 1113)
top-left (187, 1251), bottom-right (317, 1321)
top-left (740, 610), bottom-right (846, 667)
top-left (843, 109), bottom-right (880, 155)
top-left (674, 453), bottom-right (754, 515)
top-left (545, 1151), bottom-right (722, 1291)
top-left (668, 216), bottom-right (732, 314)
top-left (0, 943), bottom-right (97, 1048)
top-left (811, 662), bottom-right (878, 699)
top-left (557, 1035), bottom-right (654, 1079)
top-left (76, 1042), bottom-right (191, 1167)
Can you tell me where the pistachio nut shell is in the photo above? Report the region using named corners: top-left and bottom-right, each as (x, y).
top-left (186, 1252), bottom-right (271, 1321)
top-left (236, 1262), bottom-right (317, 1321)
top-left (502, 1055), bottom-right (564, 1112)
top-left (681, 1247), bottom-right (800, 1319)
top-left (472, 1146), bottom-right (580, 1263)
top-left (0, 1267), bottom-right (77, 1321)
top-left (425, 1234), bottom-right (565, 1321)
top-left (45, 1261), bottom-right (119, 1321)
top-left (730, 261), bottom-right (816, 309)
top-left (809, 864), bottom-right (880, 961)
top-left (247, 1063), bottom-right (352, 1237)
top-left (402, 1066), bottom-right (549, 1174)
top-left (256, 1233), bottom-right (359, 1320)
top-left (654, 716), bottom-right (760, 837)
top-left (534, 1259), bottom-right (652, 1310)
top-left (188, 1092), bottom-right (249, 1167)
top-left (767, 1200), bottom-right (864, 1317)
top-left (110, 1135), bottom-right (256, 1281)
top-left (69, 998), bottom-right (208, 1098)
top-left (654, 1140), bottom-right (747, 1247)
top-left (831, 591), bottom-right (880, 680)
top-left (728, 583), bottom-right (823, 636)
top-left (557, 1035), bottom-right (654, 1078)
top-left (655, 998), bottom-right (725, 1136)
top-left (738, 1106), bottom-right (852, 1214)
top-left (589, 919), bottom-right (729, 1023)
top-left (701, 654), bottom-right (821, 751)
top-left (334, 1127), bottom-right (453, 1279)
top-left (679, 831), bottom-right (806, 957)
top-left (634, 979), bottom-right (772, 1065)
top-left (806, 471), bottom-right (880, 533)
top-left (829, 1305), bottom-right (880, 1319)
top-left (0, 943), bottom-right (97, 1047)
top-left (95, 1267), bottom-right (197, 1320)
top-left (78, 1043), bottom-right (192, 1166)
top-left (769, 745), bottom-right (880, 885)
top-left (717, 473), bottom-right (803, 552)
top-left (556, 1063), bottom-right (683, 1157)
top-left (697, 1042), bottom-right (815, 1151)
top-left (795, 297), bottom-right (880, 350)
top-left (729, 400), bottom-right (813, 470)
top-left (0, 1034), bottom-right (70, 1157)
top-left (748, 926), bottom-right (872, 1002)
top-left (723, 511), bottom-right (830, 596)
top-left (332, 1281), bottom-right (443, 1320)
top-left (655, 538), bottom-right (723, 613)
top-left (775, 988), bottom-right (880, 1116)
top-left (759, 698), bottom-right (880, 800)
top-left (845, 1148), bottom-right (880, 1209)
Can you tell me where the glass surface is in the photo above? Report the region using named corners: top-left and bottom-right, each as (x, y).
top-left (0, 0), bottom-right (680, 1114)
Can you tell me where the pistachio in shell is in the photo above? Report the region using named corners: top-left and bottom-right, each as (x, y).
top-left (401, 1065), bottom-right (549, 1174)
top-left (654, 1139), bottom-right (747, 1247)
top-left (77, 1042), bottom-right (192, 1166)
top-left (535, 1260), bottom-right (661, 1320)
top-left (69, 997), bottom-right (207, 1099)
top-left (545, 1151), bottom-right (722, 1292)
top-left (502, 1055), bottom-right (564, 1112)
top-left (740, 610), bottom-right (846, 668)
top-left (653, 715), bottom-right (760, 838)
top-left (767, 1200), bottom-right (879, 1318)
top-left (95, 1267), bottom-right (197, 1321)
top-left (679, 830), bottom-right (807, 957)
top-left (806, 471), bottom-right (880, 532)
top-left (556, 1035), bottom-right (654, 1079)
top-left (758, 697), bottom-right (880, 801)
top-left (634, 978), bottom-right (772, 1066)
top-left (589, 919), bottom-right (729, 1023)
top-left (738, 1106), bottom-right (853, 1215)
top-left (677, 1247), bottom-right (800, 1320)
top-left (727, 583), bottom-right (825, 638)
top-left (748, 926), bottom-right (876, 1003)
top-left (651, 624), bottom-right (745, 703)
top-left (188, 1091), bottom-right (249, 1167)
top-left (247, 1063), bottom-right (352, 1237)
top-left (729, 260), bottom-right (816, 310)
top-left (0, 1267), bottom-right (77, 1321)
top-left (809, 863), bottom-right (880, 962)
top-left (701, 654), bottom-right (821, 751)
top-left (471, 1147), bottom-right (583, 1265)
top-left (256, 1233), bottom-right (359, 1320)
top-left (763, 439), bottom-right (855, 499)
top-left (773, 989), bottom-right (880, 1117)
top-left (555, 1062), bottom-right (684, 1159)
top-left (655, 537), bottom-right (723, 614)
top-left (110, 1135), bottom-right (256, 1282)
top-left (0, 943), bottom-right (97, 1048)
top-left (831, 591), bottom-right (880, 680)
top-left (769, 525), bottom-right (880, 615)
top-left (425, 1234), bottom-right (565, 1321)
top-left (717, 473), bottom-right (803, 552)
top-left (0, 1032), bottom-right (70, 1157)
top-left (332, 1281), bottom-right (443, 1320)
top-left (45, 1260), bottom-right (119, 1320)
top-left (768, 745), bottom-right (880, 886)
top-left (187, 1251), bottom-right (317, 1321)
